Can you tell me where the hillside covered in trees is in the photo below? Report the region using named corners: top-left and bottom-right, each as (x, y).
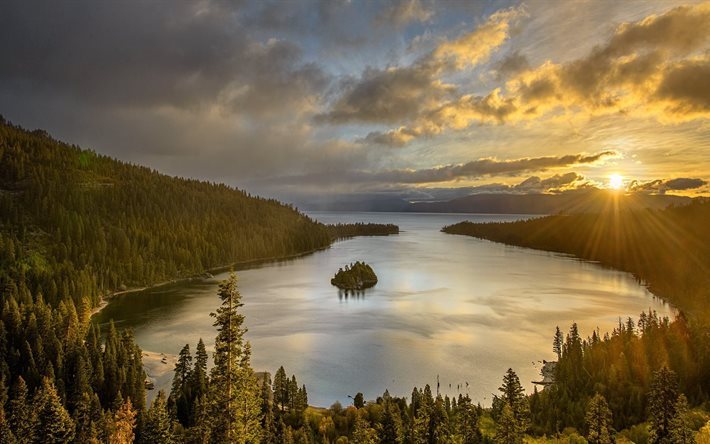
top-left (442, 201), bottom-right (710, 329)
top-left (0, 117), bottom-right (400, 313)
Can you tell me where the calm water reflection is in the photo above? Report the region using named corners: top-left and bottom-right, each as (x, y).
top-left (95, 212), bottom-right (672, 406)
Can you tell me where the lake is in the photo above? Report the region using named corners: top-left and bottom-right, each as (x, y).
top-left (95, 212), bottom-right (672, 407)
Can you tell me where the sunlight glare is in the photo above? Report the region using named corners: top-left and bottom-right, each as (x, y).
top-left (609, 174), bottom-right (624, 190)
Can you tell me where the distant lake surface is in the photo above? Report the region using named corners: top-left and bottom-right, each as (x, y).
top-left (96, 212), bottom-right (672, 406)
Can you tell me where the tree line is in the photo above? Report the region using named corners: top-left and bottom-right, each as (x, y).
top-left (2, 272), bottom-right (709, 442)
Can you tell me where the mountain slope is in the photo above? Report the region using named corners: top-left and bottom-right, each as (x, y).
top-left (0, 117), bottom-right (332, 308)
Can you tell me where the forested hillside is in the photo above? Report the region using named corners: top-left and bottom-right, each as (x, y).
top-left (0, 116), bottom-right (333, 309)
top-left (443, 201), bottom-right (710, 327)
top-left (443, 201), bottom-right (710, 423)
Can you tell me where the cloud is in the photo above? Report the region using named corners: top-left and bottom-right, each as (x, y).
top-left (270, 151), bottom-right (616, 187)
top-left (494, 51), bottom-right (531, 79)
top-left (376, 0), bottom-right (434, 27)
top-left (317, 6), bottom-right (524, 126)
top-left (356, 3), bottom-right (710, 146)
top-left (0, 1), bottom-right (327, 118)
top-left (628, 177), bottom-right (707, 194)
top-left (514, 172), bottom-right (583, 192)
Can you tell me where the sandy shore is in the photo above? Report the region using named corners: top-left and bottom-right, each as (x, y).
top-left (142, 350), bottom-right (177, 404)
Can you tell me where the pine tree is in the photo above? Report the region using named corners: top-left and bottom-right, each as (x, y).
top-left (171, 344), bottom-right (193, 426)
top-left (585, 394), bottom-right (614, 444)
top-left (34, 377), bottom-right (75, 444)
top-left (0, 408), bottom-right (17, 444)
top-left (208, 273), bottom-right (262, 444)
top-left (109, 398), bottom-right (137, 444)
top-left (273, 366), bottom-right (288, 413)
top-left (191, 338), bottom-right (209, 401)
top-left (351, 413), bottom-right (377, 444)
top-left (378, 398), bottom-right (402, 444)
top-left (8, 377), bottom-right (35, 444)
top-left (669, 394), bottom-right (694, 444)
top-left (74, 392), bottom-right (102, 443)
top-left (494, 404), bottom-right (521, 444)
top-left (456, 396), bottom-right (482, 444)
top-left (143, 390), bottom-right (174, 444)
top-left (553, 326), bottom-right (563, 360)
top-left (260, 373), bottom-right (278, 444)
top-left (186, 395), bottom-right (211, 444)
top-left (648, 367), bottom-right (679, 444)
top-left (497, 369), bottom-right (530, 433)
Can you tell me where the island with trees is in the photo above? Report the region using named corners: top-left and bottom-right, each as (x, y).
top-left (330, 261), bottom-right (378, 290)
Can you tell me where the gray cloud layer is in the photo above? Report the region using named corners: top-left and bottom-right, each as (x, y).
top-left (268, 151), bottom-right (616, 187)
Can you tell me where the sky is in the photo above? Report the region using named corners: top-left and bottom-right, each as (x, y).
top-left (1, 0), bottom-right (708, 204)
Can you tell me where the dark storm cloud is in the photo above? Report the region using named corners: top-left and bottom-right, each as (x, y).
top-left (0, 0), bottom-right (326, 114)
top-left (269, 151), bottom-right (615, 187)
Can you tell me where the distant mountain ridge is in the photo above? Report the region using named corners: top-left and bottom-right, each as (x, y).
top-left (299, 190), bottom-right (694, 214)
top-left (407, 190), bottom-right (693, 214)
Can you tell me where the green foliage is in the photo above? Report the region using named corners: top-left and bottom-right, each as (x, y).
top-left (585, 394), bottom-right (614, 444)
top-left (208, 273), bottom-right (261, 444)
top-left (494, 404), bottom-right (521, 444)
top-left (648, 367), bottom-right (679, 443)
top-left (142, 390), bottom-right (174, 444)
top-left (34, 377), bottom-right (75, 443)
top-left (0, 119), bottom-right (333, 309)
top-left (331, 261), bottom-right (378, 290)
top-left (326, 223), bottom-right (399, 240)
top-left (442, 202), bottom-right (710, 333)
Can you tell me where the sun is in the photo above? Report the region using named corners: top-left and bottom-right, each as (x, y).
top-left (609, 174), bottom-right (624, 190)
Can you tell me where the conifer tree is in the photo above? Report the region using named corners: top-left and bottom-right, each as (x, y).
top-left (456, 396), bottom-right (482, 444)
top-left (171, 344), bottom-right (193, 426)
top-left (34, 377), bottom-right (75, 444)
top-left (494, 404), bottom-right (521, 444)
top-left (553, 326), bottom-right (563, 360)
top-left (351, 413), bottom-right (377, 444)
top-left (109, 398), bottom-right (137, 444)
top-left (273, 366), bottom-right (288, 413)
top-left (208, 273), bottom-right (262, 444)
top-left (186, 395), bottom-right (211, 444)
top-left (497, 369), bottom-right (530, 433)
top-left (8, 376), bottom-right (35, 444)
top-left (74, 392), bottom-right (102, 443)
top-left (585, 394), bottom-right (614, 444)
top-left (648, 367), bottom-right (679, 444)
top-left (669, 394), bottom-right (694, 444)
top-left (143, 390), bottom-right (174, 444)
top-left (0, 409), bottom-right (16, 444)
top-left (378, 398), bottom-right (403, 444)
top-left (191, 338), bottom-right (209, 401)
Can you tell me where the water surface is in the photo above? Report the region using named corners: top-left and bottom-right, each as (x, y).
top-left (96, 212), bottom-right (672, 406)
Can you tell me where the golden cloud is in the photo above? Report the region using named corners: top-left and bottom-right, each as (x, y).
top-left (362, 3), bottom-right (710, 145)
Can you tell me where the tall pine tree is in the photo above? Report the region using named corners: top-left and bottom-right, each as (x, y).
top-left (208, 273), bottom-right (261, 444)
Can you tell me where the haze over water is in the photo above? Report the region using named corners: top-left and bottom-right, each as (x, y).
top-left (96, 212), bottom-right (672, 407)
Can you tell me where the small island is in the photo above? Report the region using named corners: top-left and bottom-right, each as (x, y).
top-left (331, 261), bottom-right (378, 290)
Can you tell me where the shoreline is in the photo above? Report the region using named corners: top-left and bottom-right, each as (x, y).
top-left (90, 244), bottom-right (334, 319)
